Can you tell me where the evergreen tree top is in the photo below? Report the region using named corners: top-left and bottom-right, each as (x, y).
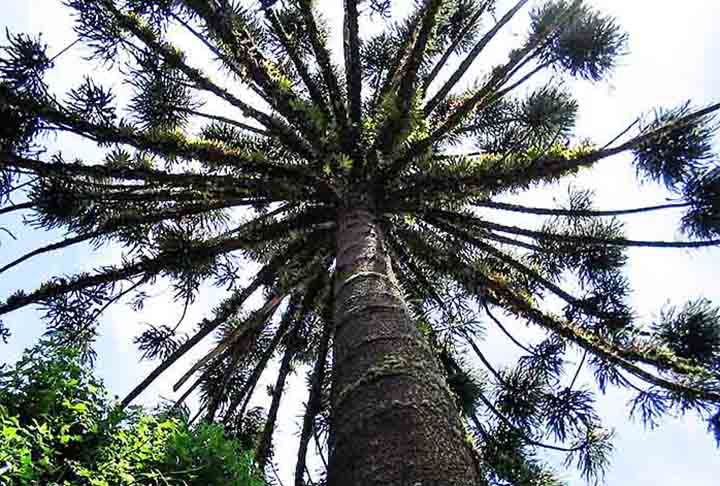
top-left (0, 1), bottom-right (719, 484)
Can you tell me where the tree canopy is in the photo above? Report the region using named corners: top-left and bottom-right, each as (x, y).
top-left (0, 0), bottom-right (719, 485)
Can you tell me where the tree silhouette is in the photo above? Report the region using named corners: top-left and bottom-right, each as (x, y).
top-left (0, 1), bottom-right (719, 485)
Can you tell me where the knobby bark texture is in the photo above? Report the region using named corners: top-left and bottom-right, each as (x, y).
top-left (329, 207), bottom-right (481, 486)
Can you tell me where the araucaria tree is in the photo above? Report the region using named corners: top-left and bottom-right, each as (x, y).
top-left (1, 0), bottom-right (719, 485)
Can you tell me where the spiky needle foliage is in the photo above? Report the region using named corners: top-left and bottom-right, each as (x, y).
top-left (1, 1), bottom-right (719, 485)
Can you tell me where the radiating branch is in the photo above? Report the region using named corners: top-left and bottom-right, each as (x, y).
top-left (424, 0), bottom-right (530, 115)
top-left (0, 201), bottom-right (34, 216)
top-left (422, 0), bottom-right (493, 94)
top-left (295, 315), bottom-right (332, 486)
top-left (100, 0), bottom-right (316, 159)
top-left (120, 258), bottom-right (287, 408)
top-left (263, 7), bottom-right (330, 120)
top-left (180, 0), bottom-right (324, 146)
top-left (482, 301), bottom-right (534, 355)
top-left (474, 200), bottom-right (691, 218)
top-left (343, 0), bottom-right (363, 140)
top-left (296, 0), bottom-right (348, 130)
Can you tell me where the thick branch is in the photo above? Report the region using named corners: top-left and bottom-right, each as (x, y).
top-left (481, 275), bottom-right (720, 402)
top-left (264, 7), bottom-right (330, 120)
top-left (296, 0), bottom-right (348, 130)
top-left (377, 0), bottom-right (444, 155)
top-left (343, 0), bottom-right (363, 138)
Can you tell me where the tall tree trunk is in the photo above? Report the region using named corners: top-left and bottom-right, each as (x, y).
top-left (328, 207), bottom-right (482, 486)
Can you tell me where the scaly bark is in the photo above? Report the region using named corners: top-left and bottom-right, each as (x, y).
top-left (328, 207), bottom-right (482, 486)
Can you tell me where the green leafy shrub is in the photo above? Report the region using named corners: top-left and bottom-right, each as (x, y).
top-left (0, 342), bottom-right (265, 486)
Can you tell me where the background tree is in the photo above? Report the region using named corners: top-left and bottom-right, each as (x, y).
top-left (0, 0), bottom-right (719, 485)
top-left (0, 340), bottom-right (265, 486)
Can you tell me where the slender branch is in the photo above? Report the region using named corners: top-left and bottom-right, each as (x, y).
top-left (376, 0), bottom-right (444, 155)
top-left (474, 200), bottom-right (691, 218)
top-left (482, 301), bottom-right (534, 355)
top-left (263, 7), bottom-right (330, 120)
top-left (481, 231), bottom-right (544, 252)
top-left (421, 0), bottom-right (492, 94)
top-left (204, 345), bottom-right (248, 422)
top-left (270, 461), bottom-right (286, 486)
top-left (463, 331), bottom-right (504, 385)
top-left (447, 352), bottom-right (585, 453)
top-left (485, 60), bottom-right (553, 105)
top-left (0, 200), bottom-right (242, 276)
top-left (222, 295), bottom-right (305, 423)
top-left (168, 11), bottom-right (276, 108)
top-left (399, 222), bottom-right (720, 399)
top-left (424, 0), bottom-right (530, 115)
top-left (480, 275), bottom-right (720, 401)
top-left (179, 0), bottom-right (323, 146)
top-left (2, 177), bottom-right (39, 200)
top-left (387, 2), bottom-right (578, 182)
top-left (424, 215), bottom-right (622, 322)
top-left (0, 201), bottom-right (34, 216)
top-left (295, 316), bottom-right (332, 486)
top-left (2, 100), bottom-right (318, 185)
top-left (569, 351), bottom-right (588, 391)
top-left (119, 260), bottom-right (282, 408)
top-left (427, 208), bottom-right (720, 249)
top-left (171, 371), bottom-right (205, 412)
top-left (0, 227), bottom-right (17, 240)
top-left (313, 427), bottom-right (328, 470)
top-left (173, 292), bottom-right (285, 392)
top-left (179, 107), bottom-right (268, 135)
top-left (480, 219), bottom-right (720, 249)
top-left (472, 397), bottom-right (585, 453)
top-left (602, 118), bottom-right (640, 150)
top-left (256, 340), bottom-right (296, 470)
top-left (48, 38), bottom-right (82, 64)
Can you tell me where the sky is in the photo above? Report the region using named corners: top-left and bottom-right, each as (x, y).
top-left (1, 0), bottom-right (719, 484)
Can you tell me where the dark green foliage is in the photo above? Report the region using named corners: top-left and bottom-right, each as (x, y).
top-left (128, 55), bottom-right (199, 131)
top-left (519, 85), bottom-right (578, 144)
top-left (0, 82), bottom-right (41, 158)
top-left (634, 102), bottom-right (717, 188)
top-left (135, 324), bottom-right (183, 361)
top-left (543, 388), bottom-right (597, 443)
top-left (439, 349), bottom-right (484, 415)
top-left (532, 0), bottom-right (627, 81)
top-left (67, 77), bottom-right (118, 126)
top-left (64, 0), bottom-right (125, 64)
top-left (682, 167), bottom-right (720, 239)
top-left (709, 410), bottom-right (720, 446)
top-left (0, 31), bottom-right (51, 94)
top-left (652, 299), bottom-right (720, 368)
top-left (478, 426), bottom-right (564, 486)
top-left (467, 85), bottom-right (578, 153)
top-left (563, 426), bottom-right (613, 484)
